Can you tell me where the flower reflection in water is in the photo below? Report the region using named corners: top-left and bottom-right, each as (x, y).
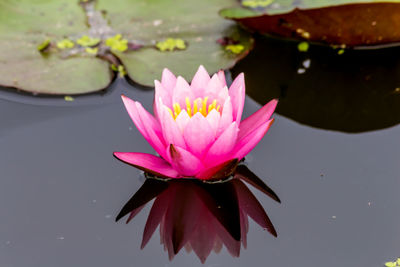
top-left (116, 165), bottom-right (280, 263)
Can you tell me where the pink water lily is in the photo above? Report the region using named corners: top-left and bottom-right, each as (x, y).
top-left (114, 65), bottom-right (277, 180)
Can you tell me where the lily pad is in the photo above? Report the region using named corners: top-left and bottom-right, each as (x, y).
top-left (0, 0), bottom-right (252, 95)
top-left (221, 0), bottom-right (400, 47)
top-left (0, 0), bottom-right (113, 95)
top-left (97, 0), bottom-right (253, 87)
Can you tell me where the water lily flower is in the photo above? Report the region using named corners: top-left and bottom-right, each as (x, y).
top-left (114, 66), bottom-right (277, 180)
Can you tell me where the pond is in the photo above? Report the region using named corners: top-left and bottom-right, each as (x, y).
top-left (0, 35), bottom-right (399, 267)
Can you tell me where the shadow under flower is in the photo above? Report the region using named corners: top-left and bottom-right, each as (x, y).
top-left (116, 165), bottom-right (280, 263)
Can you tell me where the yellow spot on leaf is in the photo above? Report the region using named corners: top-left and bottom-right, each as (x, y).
top-left (105, 34), bottom-right (128, 52)
top-left (85, 47), bottom-right (98, 55)
top-left (57, 39), bottom-right (75, 49)
top-left (242, 0), bottom-right (273, 8)
top-left (156, 38), bottom-right (186, 52)
top-left (64, 96), bottom-right (74, 101)
top-left (77, 35), bottom-right (100, 47)
top-left (118, 65), bottom-right (126, 77)
top-left (37, 39), bottom-right (51, 52)
top-left (225, 44), bottom-right (244, 54)
top-left (298, 42), bottom-right (309, 52)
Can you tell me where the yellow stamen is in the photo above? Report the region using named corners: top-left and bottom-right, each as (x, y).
top-left (173, 103), bottom-right (181, 118)
top-left (185, 97), bottom-right (192, 117)
top-left (169, 97), bottom-right (221, 119)
top-left (166, 107), bottom-right (174, 118)
top-left (208, 99), bottom-right (217, 113)
top-left (201, 97), bottom-right (208, 116)
top-left (193, 99), bottom-right (198, 115)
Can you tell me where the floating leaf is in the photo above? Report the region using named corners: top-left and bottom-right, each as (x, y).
top-left (385, 262), bottom-right (397, 267)
top-left (242, 0), bottom-right (274, 8)
top-left (225, 44), bottom-right (245, 54)
top-left (221, 0), bottom-right (400, 47)
top-left (37, 39), bottom-right (51, 52)
top-left (156, 38), bottom-right (186, 52)
top-left (105, 34), bottom-right (128, 52)
top-left (64, 95), bottom-right (74, 101)
top-left (57, 39), bottom-right (75, 49)
top-left (97, 0), bottom-right (253, 87)
top-left (85, 47), bottom-right (98, 55)
top-left (76, 35), bottom-right (100, 47)
top-left (0, 0), bottom-right (112, 95)
top-left (118, 65), bottom-right (126, 77)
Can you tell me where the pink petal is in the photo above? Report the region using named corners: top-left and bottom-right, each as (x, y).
top-left (217, 70), bottom-right (227, 87)
top-left (232, 118), bottom-right (275, 160)
top-left (159, 104), bottom-right (187, 149)
top-left (203, 122), bottom-right (238, 166)
top-left (183, 113), bottom-right (215, 158)
top-left (161, 68), bottom-right (177, 92)
top-left (113, 152), bottom-right (179, 178)
top-left (190, 65), bottom-right (210, 95)
top-left (205, 73), bottom-right (224, 95)
top-left (175, 110), bottom-right (190, 133)
top-left (218, 97), bottom-right (233, 136)
top-left (154, 80), bottom-right (171, 118)
top-left (172, 76), bottom-right (194, 108)
top-left (121, 95), bottom-right (166, 158)
top-left (168, 145), bottom-right (204, 177)
top-left (196, 158), bottom-right (238, 180)
top-left (229, 73), bottom-right (245, 123)
top-left (205, 109), bottom-right (221, 138)
top-left (238, 99), bottom-right (278, 140)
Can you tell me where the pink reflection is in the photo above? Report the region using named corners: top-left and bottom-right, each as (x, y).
top-left (116, 165), bottom-right (280, 263)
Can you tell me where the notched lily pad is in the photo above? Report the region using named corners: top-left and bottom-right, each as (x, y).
top-left (221, 0), bottom-right (400, 47)
top-left (0, 0), bottom-right (253, 95)
top-left (0, 0), bottom-right (113, 95)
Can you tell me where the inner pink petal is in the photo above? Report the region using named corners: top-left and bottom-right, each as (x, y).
top-left (183, 113), bottom-right (215, 158)
top-left (218, 97), bottom-right (233, 136)
top-left (160, 105), bottom-right (187, 149)
top-left (172, 76), bottom-right (195, 108)
top-left (191, 65), bottom-right (211, 96)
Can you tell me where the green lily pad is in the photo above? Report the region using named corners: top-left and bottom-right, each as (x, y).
top-left (221, 0), bottom-right (400, 47)
top-left (0, 0), bottom-right (252, 95)
top-left (97, 0), bottom-right (253, 87)
top-left (0, 0), bottom-right (113, 95)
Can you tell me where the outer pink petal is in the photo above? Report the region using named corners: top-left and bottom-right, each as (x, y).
top-left (204, 122), bottom-right (238, 166)
top-left (159, 104), bottom-right (187, 149)
top-left (121, 95), bottom-right (166, 158)
top-left (229, 73), bottom-right (245, 123)
top-left (172, 76), bottom-right (194, 108)
top-left (238, 99), bottom-right (278, 140)
top-left (217, 70), bottom-right (227, 87)
top-left (161, 68), bottom-right (177, 92)
top-left (169, 145), bottom-right (204, 177)
top-left (113, 152), bottom-right (179, 178)
top-left (183, 113), bottom-right (215, 158)
top-left (190, 65), bottom-right (210, 95)
top-left (232, 118), bottom-right (275, 160)
top-left (154, 80), bottom-right (171, 118)
top-left (218, 96), bottom-right (233, 136)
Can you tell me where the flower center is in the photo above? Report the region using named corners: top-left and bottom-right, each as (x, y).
top-left (167, 97), bottom-right (221, 119)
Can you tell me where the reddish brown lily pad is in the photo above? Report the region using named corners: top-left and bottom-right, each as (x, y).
top-left (221, 1), bottom-right (400, 47)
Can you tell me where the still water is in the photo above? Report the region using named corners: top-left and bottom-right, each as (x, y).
top-left (0, 36), bottom-right (399, 267)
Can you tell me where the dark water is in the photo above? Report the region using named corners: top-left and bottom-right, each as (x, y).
top-left (1, 36), bottom-right (400, 267)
